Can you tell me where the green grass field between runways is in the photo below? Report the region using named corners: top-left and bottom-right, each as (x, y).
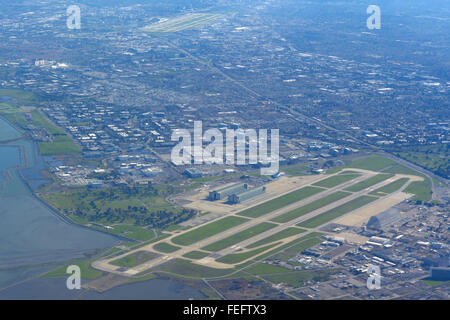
top-left (298, 195), bottom-right (378, 228)
top-left (312, 173), bottom-right (361, 188)
top-left (272, 191), bottom-right (351, 223)
top-left (344, 174), bottom-right (394, 192)
top-left (237, 186), bottom-right (325, 218)
top-left (171, 216), bottom-right (249, 246)
top-left (202, 222), bottom-right (277, 252)
top-left (246, 227), bottom-right (306, 249)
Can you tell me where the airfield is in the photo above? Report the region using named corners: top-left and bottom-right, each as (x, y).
top-left (92, 162), bottom-right (423, 278)
top-left (141, 13), bottom-right (226, 33)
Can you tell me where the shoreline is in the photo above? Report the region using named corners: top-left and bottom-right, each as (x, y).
top-left (0, 114), bottom-right (134, 243)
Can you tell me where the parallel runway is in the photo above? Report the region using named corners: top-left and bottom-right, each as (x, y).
top-left (92, 169), bottom-right (422, 276)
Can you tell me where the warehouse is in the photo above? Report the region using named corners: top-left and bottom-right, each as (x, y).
top-left (228, 186), bottom-right (266, 204)
top-left (208, 183), bottom-right (248, 201)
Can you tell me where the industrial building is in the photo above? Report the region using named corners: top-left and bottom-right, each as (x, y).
top-left (208, 183), bottom-right (248, 201)
top-left (367, 208), bottom-right (402, 230)
top-left (228, 186), bottom-right (266, 204)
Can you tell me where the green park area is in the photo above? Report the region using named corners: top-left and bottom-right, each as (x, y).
top-left (41, 184), bottom-right (195, 239)
top-left (391, 144), bottom-right (449, 179)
